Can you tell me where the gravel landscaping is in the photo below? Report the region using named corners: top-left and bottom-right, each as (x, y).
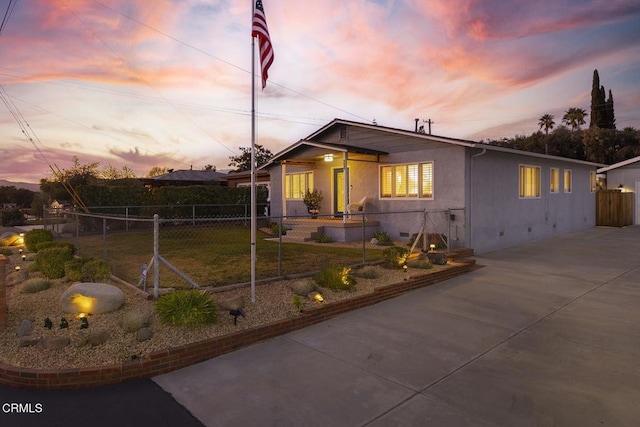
top-left (1, 247), bottom-right (450, 371)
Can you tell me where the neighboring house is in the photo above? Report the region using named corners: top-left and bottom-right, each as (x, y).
top-left (261, 119), bottom-right (603, 255)
top-left (50, 199), bottom-right (71, 213)
top-left (143, 169), bottom-right (227, 188)
top-left (597, 155), bottom-right (640, 225)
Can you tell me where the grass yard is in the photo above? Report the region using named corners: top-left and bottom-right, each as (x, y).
top-left (61, 225), bottom-right (384, 288)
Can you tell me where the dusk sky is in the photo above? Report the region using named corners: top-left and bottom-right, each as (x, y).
top-left (1, 0), bottom-right (639, 183)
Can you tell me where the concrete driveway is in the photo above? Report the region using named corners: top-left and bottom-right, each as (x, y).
top-left (154, 226), bottom-right (640, 427)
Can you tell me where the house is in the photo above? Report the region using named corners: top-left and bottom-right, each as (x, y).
top-left (143, 169), bottom-right (226, 188)
top-left (597, 155), bottom-right (640, 225)
top-left (261, 119), bottom-right (603, 255)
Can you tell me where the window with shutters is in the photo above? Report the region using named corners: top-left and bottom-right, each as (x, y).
top-left (380, 162), bottom-right (433, 199)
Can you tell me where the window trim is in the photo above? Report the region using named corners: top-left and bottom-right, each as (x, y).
top-left (519, 164), bottom-right (541, 199)
top-left (379, 161), bottom-right (434, 200)
top-left (563, 169), bottom-right (572, 193)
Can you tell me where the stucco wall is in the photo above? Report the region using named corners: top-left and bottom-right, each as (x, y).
top-left (470, 150), bottom-right (597, 254)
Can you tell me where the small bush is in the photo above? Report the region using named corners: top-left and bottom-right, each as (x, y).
top-left (372, 231), bottom-right (393, 246)
top-left (155, 290), bottom-right (218, 326)
top-left (0, 247), bottom-right (12, 256)
top-left (292, 294), bottom-right (303, 311)
top-left (81, 259), bottom-right (112, 282)
top-left (25, 229), bottom-right (54, 252)
top-left (354, 265), bottom-right (379, 279)
top-left (64, 258), bottom-right (87, 282)
top-left (312, 233), bottom-right (334, 243)
top-left (270, 222), bottom-right (287, 236)
top-left (406, 259), bottom-right (433, 269)
top-left (0, 207), bottom-right (25, 227)
top-left (35, 241), bottom-right (76, 254)
top-left (18, 278), bottom-right (51, 294)
top-left (382, 246), bottom-right (409, 269)
top-left (120, 311), bottom-right (151, 333)
top-left (36, 246), bottom-right (74, 279)
top-left (314, 265), bottom-right (356, 291)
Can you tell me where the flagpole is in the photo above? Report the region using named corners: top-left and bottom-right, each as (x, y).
top-left (250, 0), bottom-right (257, 304)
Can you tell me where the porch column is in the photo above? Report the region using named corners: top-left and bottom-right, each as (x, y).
top-left (343, 152), bottom-right (349, 223)
top-left (281, 162), bottom-right (287, 217)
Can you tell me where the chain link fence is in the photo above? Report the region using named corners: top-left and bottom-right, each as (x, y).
top-left (43, 206), bottom-right (466, 296)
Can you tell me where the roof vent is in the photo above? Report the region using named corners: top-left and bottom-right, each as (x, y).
top-left (339, 126), bottom-right (348, 139)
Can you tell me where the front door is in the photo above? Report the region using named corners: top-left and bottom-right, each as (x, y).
top-left (333, 168), bottom-right (348, 216)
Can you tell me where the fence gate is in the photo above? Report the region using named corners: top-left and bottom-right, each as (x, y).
top-left (596, 190), bottom-right (633, 227)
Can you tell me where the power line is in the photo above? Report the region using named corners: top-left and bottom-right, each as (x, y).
top-left (0, 0), bottom-right (18, 36)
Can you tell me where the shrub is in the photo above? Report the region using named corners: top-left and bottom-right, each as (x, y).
top-left (18, 278), bottom-right (51, 294)
top-left (36, 246), bottom-right (74, 279)
top-left (25, 229), bottom-right (54, 252)
top-left (0, 207), bottom-right (25, 227)
top-left (64, 258), bottom-right (87, 282)
top-left (270, 222), bottom-right (287, 236)
top-left (120, 311), bottom-right (151, 333)
top-left (314, 265), bottom-right (356, 291)
top-left (406, 259), bottom-right (433, 269)
top-left (0, 247), bottom-right (12, 256)
top-left (313, 233), bottom-right (333, 243)
top-left (372, 231), bottom-right (393, 246)
top-left (81, 259), bottom-right (112, 282)
top-left (35, 241), bottom-right (75, 254)
top-left (382, 246), bottom-right (409, 269)
top-left (354, 265), bottom-right (379, 279)
top-left (292, 294), bottom-right (303, 311)
top-left (155, 290), bottom-right (218, 326)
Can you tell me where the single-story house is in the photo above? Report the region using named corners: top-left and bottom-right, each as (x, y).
top-left (261, 119), bottom-right (603, 255)
top-left (597, 155), bottom-right (640, 225)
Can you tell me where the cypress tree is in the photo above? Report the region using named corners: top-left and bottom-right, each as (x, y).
top-left (605, 89), bottom-right (616, 129)
top-left (590, 70), bottom-right (605, 128)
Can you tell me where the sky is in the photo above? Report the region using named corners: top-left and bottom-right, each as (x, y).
top-left (0, 0), bottom-right (639, 184)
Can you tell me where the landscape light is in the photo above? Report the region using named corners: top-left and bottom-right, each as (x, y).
top-left (313, 292), bottom-right (324, 303)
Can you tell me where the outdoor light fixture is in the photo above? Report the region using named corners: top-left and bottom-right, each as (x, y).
top-left (313, 292), bottom-right (324, 303)
top-left (403, 265), bottom-right (408, 272)
top-left (44, 318), bottom-right (53, 330)
top-left (60, 318), bottom-right (68, 329)
top-left (80, 317), bottom-right (89, 329)
top-left (18, 249), bottom-right (23, 254)
top-left (14, 266), bottom-right (20, 271)
top-left (429, 244), bottom-right (436, 251)
top-left (323, 154), bottom-right (334, 162)
top-left (229, 308), bottom-right (246, 325)
top-left (21, 254), bottom-right (26, 261)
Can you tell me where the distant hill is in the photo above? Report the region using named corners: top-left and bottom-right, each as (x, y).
top-left (0, 180), bottom-right (40, 192)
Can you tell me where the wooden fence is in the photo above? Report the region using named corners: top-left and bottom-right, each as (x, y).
top-left (596, 190), bottom-right (634, 227)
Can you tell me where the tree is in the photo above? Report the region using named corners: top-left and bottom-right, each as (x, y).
top-left (228, 144), bottom-right (273, 172)
top-left (590, 69), bottom-right (615, 129)
top-left (203, 164), bottom-right (217, 171)
top-left (100, 165), bottom-right (137, 180)
top-left (562, 108), bottom-right (588, 132)
top-left (146, 166), bottom-right (168, 177)
top-left (605, 89), bottom-right (616, 129)
top-left (538, 114), bottom-right (555, 154)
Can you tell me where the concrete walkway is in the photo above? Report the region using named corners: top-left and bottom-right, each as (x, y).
top-left (153, 226), bottom-right (640, 427)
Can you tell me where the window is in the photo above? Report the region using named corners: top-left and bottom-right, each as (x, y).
top-left (590, 171), bottom-right (597, 192)
top-left (550, 168), bottom-right (559, 193)
top-left (564, 169), bottom-right (572, 193)
top-left (285, 172), bottom-right (313, 199)
top-left (380, 162), bottom-right (433, 199)
top-left (519, 165), bottom-right (541, 198)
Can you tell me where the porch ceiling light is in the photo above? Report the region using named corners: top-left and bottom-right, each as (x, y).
top-left (323, 154), bottom-right (334, 162)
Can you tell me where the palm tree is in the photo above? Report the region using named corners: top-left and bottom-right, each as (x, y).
top-left (562, 108), bottom-right (588, 132)
top-left (538, 114), bottom-right (555, 135)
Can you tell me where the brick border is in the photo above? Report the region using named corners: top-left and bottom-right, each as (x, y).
top-left (0, 260), bottom-right (476, 390)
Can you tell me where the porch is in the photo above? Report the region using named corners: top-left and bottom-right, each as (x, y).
top-left (277, 217), bottom-right (381, 243)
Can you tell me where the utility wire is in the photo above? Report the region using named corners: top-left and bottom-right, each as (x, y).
top-left (0, 0), bottom-right (18, 36)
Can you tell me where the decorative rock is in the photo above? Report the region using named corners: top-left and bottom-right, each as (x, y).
top-left (370, 237), bottom-right (379, 245)
top-left (218, 295), bottom-right (245, 311)
top-left (60, 282), bottom-right (125, 314)
top-left (40, 336), bottom-right (70, 350)
top-left (427, 252), bottom-right (448, 265)
top-left (70, 331), bottom-right (88, 348)
top-left (87, 329), bottom-right (109, 347)
top-left (289, 280), bottom-right (316, 297)
top-left (136, 327), bottom-right (153, 342)
top-left (17, 319), bottom-right (33, 338)
top-left (19, 336), bottom-right (40, 347)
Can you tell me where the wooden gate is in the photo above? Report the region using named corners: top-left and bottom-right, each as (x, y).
top-left (596, 190), bottom-right (633, 227)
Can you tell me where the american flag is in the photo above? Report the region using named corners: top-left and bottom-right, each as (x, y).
top-left (252, 0), bottom-right (274, 89)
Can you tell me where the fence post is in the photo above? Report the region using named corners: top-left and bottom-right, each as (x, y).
top-left (423, 209), bottom-right (428, 252)
top-left (192, 205), bottom-right (196, 226)
top-left (154, 214), bottom-right (160, 299)
top-left (126, 207), bottom-right (129, 232)
top-left (278, 216), bottom-right (283, 276)
top-left (0, 255), bottom-right (7, 330)
top-left (447, 209), bottom-right (451, 251)
top-left (75, 212), bottom-right (80, 238)
top-left (103, 217), bottom-right (107, 260)
top-left (361, 213), bottom-right (366, 263)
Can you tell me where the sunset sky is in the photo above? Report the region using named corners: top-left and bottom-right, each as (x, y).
top-left (1, 0), bottom-right (639, 183)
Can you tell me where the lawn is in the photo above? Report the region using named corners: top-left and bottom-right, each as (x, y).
top-left (61, 225), bottom-right (384, 288)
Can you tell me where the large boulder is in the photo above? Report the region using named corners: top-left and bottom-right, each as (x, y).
top-left (60, 282), bottom-right (125, 314)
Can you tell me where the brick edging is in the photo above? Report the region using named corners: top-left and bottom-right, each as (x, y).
top-left (0, 260), bottom-right (476, 390)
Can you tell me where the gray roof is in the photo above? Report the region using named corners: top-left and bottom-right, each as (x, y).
top-left (597, 155), bottom-right (640, 173)
top-left (153, 170), bottom-right (226, 182)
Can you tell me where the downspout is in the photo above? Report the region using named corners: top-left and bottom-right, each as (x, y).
top-left (469, 148), bottom-right (487, 251)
